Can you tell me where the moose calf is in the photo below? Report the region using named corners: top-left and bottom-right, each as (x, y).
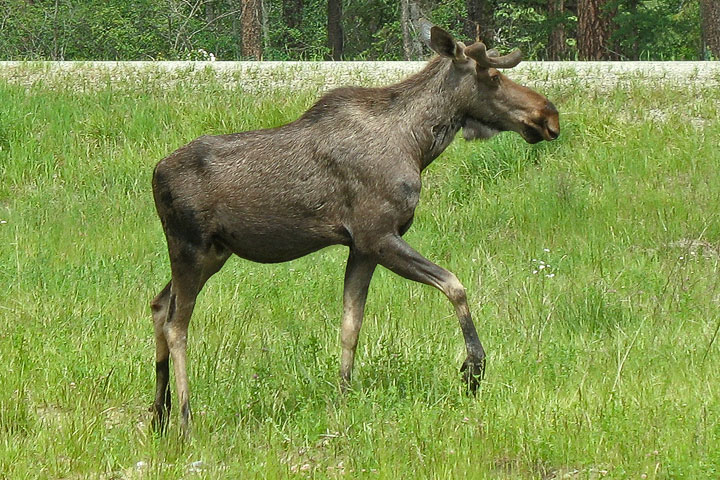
top-left (150, 23), bottom-right (559, 436)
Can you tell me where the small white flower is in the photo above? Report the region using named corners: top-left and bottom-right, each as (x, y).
top-left (545, 273), bottom-right (555, 278)
top-left (0, 220), bottom-right (6, 224)
top-left (543, 248), bottom-right (550, 252)
top-left (539, 264), bottom-right (546, 270)
top-left (532, 270), bottom-right (538, 274)
top-left (188, 460), bottom-right (207, 473)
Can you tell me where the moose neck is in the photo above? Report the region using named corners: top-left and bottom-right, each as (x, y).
top-left (389, 57), bottom-right (467, 171)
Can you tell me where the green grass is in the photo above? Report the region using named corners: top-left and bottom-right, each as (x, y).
top-left (1, 64), bottom-right (719, 479)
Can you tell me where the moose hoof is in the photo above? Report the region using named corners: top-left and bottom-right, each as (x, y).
top-left (339, 377), bottom-right (352, 395)
top-left (150, 405), bottom-right (169, 435)
top-left (460, 356), bottom-right (486, 394)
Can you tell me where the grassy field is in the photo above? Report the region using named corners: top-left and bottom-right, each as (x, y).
top-left (1, 63), bottom-right (719, 479)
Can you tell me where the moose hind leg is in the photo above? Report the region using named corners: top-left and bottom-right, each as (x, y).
top-left (364, 233), bottom-right (486, 392)
top-left (150, 281), bottom-right (172, 433)
top-left (164, 239), bottom-right (230, 437)
top-left (340, 249), bottom-right (377, 391)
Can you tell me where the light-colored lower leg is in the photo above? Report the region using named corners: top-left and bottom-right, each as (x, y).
top-left (439, 272), bottom-right (485, 390)
top-left (164, 295), bottom-right (195, 437)
top-left (360, 234), bottom-right (486, 391)
top-left (339, 251), bottom-right (376, 390)
top-left (340, 303), bottom-right (363, 386)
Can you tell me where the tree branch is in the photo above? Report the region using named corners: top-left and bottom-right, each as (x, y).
top-left (187, 7), bottom-right (244, 43)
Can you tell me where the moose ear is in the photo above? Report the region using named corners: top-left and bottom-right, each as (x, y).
top-left (429, 26), bottom-right (459, 58)
top-left (419, 20), bottom-right (467, 61)
top-left (419, 20), bottom-right (459, 58)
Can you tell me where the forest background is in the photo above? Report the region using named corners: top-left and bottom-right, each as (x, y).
top-left (1, 0), bottom-right (719, 62)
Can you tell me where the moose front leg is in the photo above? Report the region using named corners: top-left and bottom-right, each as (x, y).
top-left (340, 249), bottom-right (377, 391)
top-left (364, 233), bottom-right (486, 392)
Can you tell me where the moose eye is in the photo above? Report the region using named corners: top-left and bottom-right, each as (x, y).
top-left (480, 71), bottom-right (501, 88)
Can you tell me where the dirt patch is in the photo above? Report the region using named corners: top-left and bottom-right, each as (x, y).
top-left (667, 239), bottom-right (720, 259)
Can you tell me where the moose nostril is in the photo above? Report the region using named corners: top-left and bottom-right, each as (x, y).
top-left (543, 114), bottom-right (560, 140)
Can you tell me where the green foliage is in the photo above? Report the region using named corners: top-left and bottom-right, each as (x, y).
top-left (266, 0), bottom-right (332, 59)
top-left (612, 0), bottom-right (702, 59)
top-left (426, 0), bottom-right (468, 40)
top-left (344, 0), bottom-right (402, 60)
top-left (495, 2), bottom-right (550, 58)
top-left (0, 0), bottom-right (708, 60)
top-left (0, 0), bottom-right (168, 59)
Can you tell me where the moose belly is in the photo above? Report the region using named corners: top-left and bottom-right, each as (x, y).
top-left (215, 214), bottom-right (350, 264)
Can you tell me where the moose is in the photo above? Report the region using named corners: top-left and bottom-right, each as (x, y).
top-left (150, 23), bottom-right (559, 435)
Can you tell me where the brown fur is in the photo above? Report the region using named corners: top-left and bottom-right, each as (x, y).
top-left (149, 25), bottom-right (559, 436)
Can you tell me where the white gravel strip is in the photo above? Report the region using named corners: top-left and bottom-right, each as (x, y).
top-left (1, 61), bottom-right (718, 91)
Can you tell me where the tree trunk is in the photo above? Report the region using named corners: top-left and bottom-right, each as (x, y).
top-left (241, 0), bottom-right (263, 59)
top-left (205, 1), bottom-right (215, 25)
top-left (547, 0), bottom-right (565, 60)
top-left (700, 0), bottom-right (720, 59)
top-left (261, 0), bottom-right (269, 54)
top-left (464, 0), bottom-right (494, 46)
top-left (232, 0), bottom-right (241, 59)
top-left (283, 0), bottom-right (303, 29)
top-left (577, 0), bottom-right (615, 60)
top-left (401, 0), bottom-right (422, 60)
top-left (282, 0), bottom-right (303, 54)
top-left (327, 0), bottom-right (343, 60)
top-left (627, 0), bottom-right (639, 60)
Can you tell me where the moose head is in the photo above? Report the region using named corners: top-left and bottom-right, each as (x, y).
top-left (421, 22), bottom-right (560, 144)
